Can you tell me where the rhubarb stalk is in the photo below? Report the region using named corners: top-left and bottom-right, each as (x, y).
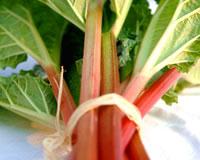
top-left (44, 66), bottom-right (76, 123)
top-left (74, 1), bottom-right (103, 160)
top-left (122, 74), bottom-right (149, 103)
top-left (99, 31), bottom-right (121, 160)
top-left (122, 68), bottom-right (181, 150)
top-left (127, 131), bottom-right (149, 160)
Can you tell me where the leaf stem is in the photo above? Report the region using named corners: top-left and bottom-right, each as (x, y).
top-left (98, 31), bottom-right (121, 160)
top-left (122, 68), bottom-right (181, 150)
top-left (112, 0), bottom-right (133, 37)
top-left (74, 1), bottom-right (103, 160)
top-left (122, 74), bottom-right (150, 103)
top-left (44, 66), bottom-right (76, 123)
top-left (127, 132), bottom-right (149, 160)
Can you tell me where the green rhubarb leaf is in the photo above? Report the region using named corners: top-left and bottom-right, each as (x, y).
top-left (0, 50), bottom-right (27, 70)
top-left (174, 79), bottom-right (191, 93)
top-left (162, 78), bottom-right (191, 105)
top-left (38, 0), bottom-right (133, 37)
top-left (105, 0), bottom-right (141, 36)
top-left (184, 60), bottom-right (200, 84)
top-left (102, 0), bottom-right (117, 33)
top-left (31, 1), bottom-right (67, 66)
top-left (134, 0), bottom-right (200, 77)
top-left (118, 0), bottom-right (152, 80)
top-left (120, 0), bottom-right (152, 38)
top-left (110, 0), bottom-right (122, 14)
top-left (0, 0), bottom-right (66, 68)
top-left (118, 38), bottom-right (136, 81)
top-left (118, 39), bottom-right (136, 67)
top-left (155, 0), bottom-right (161, 4)
top-left (169, 39), bottom-right (200, 73)
top-left (0, 21), bottom-right (28, 70)
top-left (162, 88), bottom-right (178, 105)
top-left (111, 0), bottom-right (133, 37)
top-left (37, 0), bottom-right (87, 31)
top-left (0, 74), bottom-right (56, 127)
top-left (104, 0), bottom-right (135, 36)
top-left (134, 0), bottom-right (180, 73)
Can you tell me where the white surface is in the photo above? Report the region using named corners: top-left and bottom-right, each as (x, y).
top-left (142, 89), bottom-right (200, 160)
top-left (0, 110), bottom-right (43, 160)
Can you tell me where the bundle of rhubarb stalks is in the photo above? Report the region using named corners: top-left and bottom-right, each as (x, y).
top-left (0, 0), bottom-right (199, 159)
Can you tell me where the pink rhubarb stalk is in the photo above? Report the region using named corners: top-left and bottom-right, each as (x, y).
top-left (73, 1), bottom-right (103, 160)
top-left (127, 131), bottom-right (149, 160)
top-left (99, 31), bottom-right (121, 160)
top-left (45, 66), bottom-right (76, 123)
top-left (122, 74), bottom-right (149, 103)
top-left (122, 68), bottom-right (181, 150)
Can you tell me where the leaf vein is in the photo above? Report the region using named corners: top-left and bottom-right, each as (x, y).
top-left (35, 79), bottom-right (50, 114)
top-left (3, 7), bottom-right (32, 27)
top-left (13, 79), bottom-right (42, 113)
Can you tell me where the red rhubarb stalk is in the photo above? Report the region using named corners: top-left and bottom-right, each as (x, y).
top-left (123, 154), bottom-right (129, 160)
top-left (122, 74), bottom-right (149, 103)
top-left (127, 131), bottom-right (149, 160)
top-left (44, 66), bottom-right (75, 123)
top-left (99, 31), bottom-right (121, 160)
top-left (122, 68), bottom-right (181, 150)
top-left (135, 68), bottom-right (181, 116)
top-left (74, 1), bottom-right (103, 160)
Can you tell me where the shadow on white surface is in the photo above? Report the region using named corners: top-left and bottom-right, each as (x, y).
top-left (142, 90), bottom-right (200, 160)
top-left (0, 109), bottom-right (43, 160)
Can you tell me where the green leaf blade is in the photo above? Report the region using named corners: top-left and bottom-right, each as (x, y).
top-left (134, 0), bottom-right (200, 78)
top-left (0, 4), bottom-right (50, 65)
top-left (112, 0), bottom-right (133, 37)
top-left (162, 88), bottom-right (178, 105)
top-left (184, 60), bottom-right (200, 84)
top-left (38, 0), bottom-right (133, 37)
top-left (0, 0), bottom-right (67, 68)
top-left (0, 28), bottom-right (27, 69)
top-left (118, 0), bottom-right (152, 80)
top-left (134, 0), bottom-right (180, 73)
top-left (0, 75), bottom-right (57, 127)
top-left (30, 1), bottom-right (67, 66)
top-left (38, 0), bottom-right (86, 31)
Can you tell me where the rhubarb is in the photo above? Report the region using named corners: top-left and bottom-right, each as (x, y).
top-left (74, 1), bottom-right (103, 160)
top-left (99, 31), bottom-right (121, 160)
top-left (122, 68), bottom-right (181, 150)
